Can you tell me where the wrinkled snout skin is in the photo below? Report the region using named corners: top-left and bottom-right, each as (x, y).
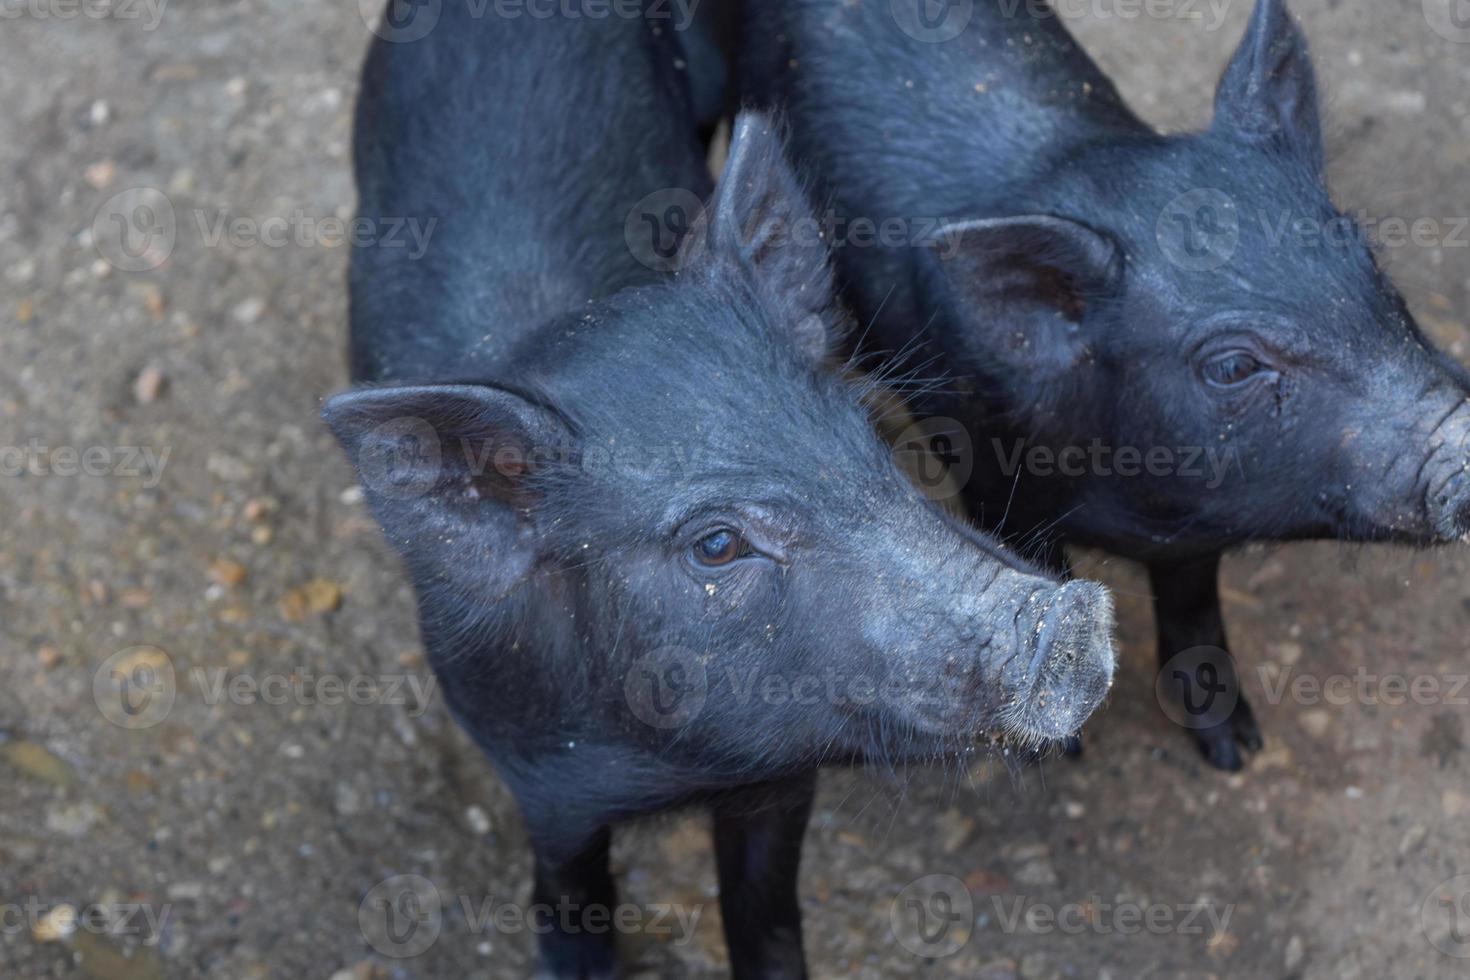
top-left (1337, 365), bottom-right (1470, 544)
top-left (845, 516), bottom-right (1116, 749)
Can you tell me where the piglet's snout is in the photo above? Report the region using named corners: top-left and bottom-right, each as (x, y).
top-left (1010, 581), bottom-right (1117, 740)
top-left (1422, 400), bottom-right (1470, 542)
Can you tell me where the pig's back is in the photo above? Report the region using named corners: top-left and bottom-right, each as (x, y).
top-left (349, 5), bottom-right (711, 383)
top-left (744, 0), bottom-right (1143, 214)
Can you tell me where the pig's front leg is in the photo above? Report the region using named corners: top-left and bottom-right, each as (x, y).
top-left (1148, 552), bottom-right (1262, 771)
top-left (530, 825), bottom-right (618, 980)
top-left (711, 774), bottom-right (816, 980)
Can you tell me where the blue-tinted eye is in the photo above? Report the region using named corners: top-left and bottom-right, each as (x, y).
top-left (1203, 351), bottom-right (1266, 388)
top-left (694, 530), bottom-right (745, 566)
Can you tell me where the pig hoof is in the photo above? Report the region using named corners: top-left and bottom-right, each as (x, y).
top-left (1192, 701), bottom-right (1263, 771)
top-left (1195, 731), bottom-right (1245, 771)
top-left (1061, 734), bottom-right (1084, 758)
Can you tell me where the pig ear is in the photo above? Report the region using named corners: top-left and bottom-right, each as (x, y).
top-left (702, 111), bottom-right (836, 363)
top-left (322, 383), bottom-right (573, 599)
top-left (925, 215), bottom-right (1122, 375)
top-left (1212, 0), bottom-right (1323, 174)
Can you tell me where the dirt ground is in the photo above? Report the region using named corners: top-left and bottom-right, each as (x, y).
top-left (2, 1), bottom-right (1469, 977)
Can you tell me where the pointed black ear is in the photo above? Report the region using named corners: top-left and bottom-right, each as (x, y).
top-left (322, 383), bottom-right (573, 600)
top-left (1212, 0), bottom-right (1323, 174)
top-left (701, 111), bottom-right (836, 363)
top-left (926, 215), bottom-right (1121, 376)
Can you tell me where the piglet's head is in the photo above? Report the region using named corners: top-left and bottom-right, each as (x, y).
top-left (926, 0), bottom-right (1470, 550)
top-left (325, 115), bottom-right (1117, 774)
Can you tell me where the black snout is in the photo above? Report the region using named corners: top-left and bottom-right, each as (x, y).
top-left (1428, 465), bottom-right (1470, 542)
top-left (1009, 581), bottom-right (1117, 741)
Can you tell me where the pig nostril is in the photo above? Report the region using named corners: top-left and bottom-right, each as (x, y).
top-left (1026, 581), bottom-right (1115, 685)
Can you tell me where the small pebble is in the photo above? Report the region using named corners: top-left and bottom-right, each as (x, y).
top-left (33, 904), bottom-right (77, 943)
top-left (208, 558), bottom-right (246, 588)
top-left (1444, 789), bottom-right (1468, 817)
top-left (1299, 710), bottom-right (1331, 739)
top-left (465, 804), bottom-right (492, 835)
top-left (1272, 641), bottom-right (1303, 666)
top-left (84, 159), bottom-right (117, 189)
top-left (1285, 934), bottom-right (1306, 971)
top-left (232, 297), bottom-right (265, 324)
top-left (133, 365), bottom-right (166, 404)
top-left (304, 578), bottom-right (342, 613)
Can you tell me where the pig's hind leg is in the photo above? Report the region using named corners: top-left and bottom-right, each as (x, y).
top-left (1149, 552), bottom-right (1263, 771)
top-left (711, 774), bottom-right (817, 980)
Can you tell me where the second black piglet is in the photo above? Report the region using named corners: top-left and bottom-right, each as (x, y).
top-left (740, 0), bottom-right (1470, 770)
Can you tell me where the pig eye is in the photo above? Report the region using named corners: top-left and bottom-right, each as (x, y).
top-left (1202, 350), bottom-right (1269, 389)
top-left (692, 529), bottom-right (750, 567)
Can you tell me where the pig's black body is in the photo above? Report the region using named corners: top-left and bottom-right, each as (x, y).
top-left (740, 0), bottom-right (1470, 770)
top-left (331, 3), bottom-right (1117, 977)
top-left (350, 8), bottom-right (706, 382)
